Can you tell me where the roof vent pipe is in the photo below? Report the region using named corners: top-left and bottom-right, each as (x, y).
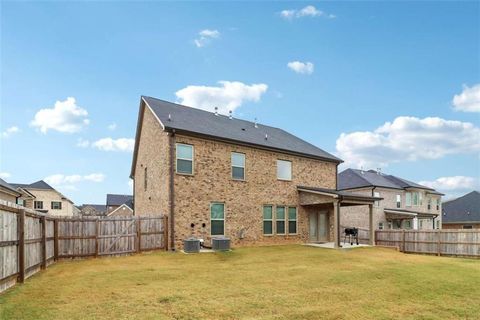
top-left (168, 114), bottom-right (172, 121)
top-left (229, 110), bottom-right (233, 119)
top-left (265, 133), bottom-right (268, 140)
top-left (376, 168), bottom-right (382, 175)
top-left (254, 118), bottom-right (258, 128)
top-left (214, 107), bottom-right (219, 116)
top-left (360, 166), bottom-right (364, 174)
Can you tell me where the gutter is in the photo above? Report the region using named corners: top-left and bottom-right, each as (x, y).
top-left (169, 130), bottom-right (176, 251)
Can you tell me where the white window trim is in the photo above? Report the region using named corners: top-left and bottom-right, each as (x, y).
top-left (396, 195), bottom-right (401, 208)
top-left (406, 192), bottom-right (412, 207)
top-left (210, 202), bottom-right (225, 236)
top-left (277, 159), bottom-right (292, 181)
top-left (263, 205), bottom-right (274, 236)
top-left (34, 201), bottom-right (43, 210)
top-left (275, 206), bottom-right (287, 235)
top-left (288, 206), bottom-right (298, 235)
top-left (176, 143), bottom-right (194, 175)
top-left (231, 152), bottom-right (246, 181)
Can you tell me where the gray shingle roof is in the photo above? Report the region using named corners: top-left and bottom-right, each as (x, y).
top-left (0, 178), bottom-right (20, 194)
top-left (338, 169), bottom-right (440, 193)
top-left (142, 96), bottom-right (342, 163)
top-left (442, 191), bottom-right (480, 223)
top-left (10, 180), bottom-right (54, 190)
top-left (106, 194), bottom-right (133, 207)
top-left (80, 204), bottom-right (107, 213)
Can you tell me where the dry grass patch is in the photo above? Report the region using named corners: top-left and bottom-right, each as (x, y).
top-left (1, 245), bottom-right (479, 319)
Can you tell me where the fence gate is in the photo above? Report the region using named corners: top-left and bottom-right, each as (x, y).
top-left (98, 218), bottom-right (138, 255)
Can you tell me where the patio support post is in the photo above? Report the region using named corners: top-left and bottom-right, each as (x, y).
top-left (333, 200), bottom-right (340, 248)
top-left (368, 204), bottom-right (374, 246)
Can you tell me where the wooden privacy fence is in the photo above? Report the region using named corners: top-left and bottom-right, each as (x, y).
top-left (375, 229), bottom-right (480, 257)
top-left (0, 202), bottom-right (167, 293)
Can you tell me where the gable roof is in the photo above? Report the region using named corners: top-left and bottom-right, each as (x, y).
top-left (442, 191), bottom-right (480, 223)
top-left (106, 194), bottom-right (133, 207)
top-left (80, 204), bottom-right (107, 213)
top-left (10, 180), bottom-right (54, 190)
top-left (338, 169), bottom-right (443, 194)
top-left (131, 97), bottom-right (342, 177)
top-left (0, 178), bottom-right (21, 196)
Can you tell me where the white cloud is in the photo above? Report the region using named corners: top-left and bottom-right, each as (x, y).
top-left (280, 5), bottom-right (335, 20)
top-left (92, 137), bottom-right (135, 152)
top-left (175, 81), bottom-right (268, 114)
top-left (336, 116), bottom-right (480, 168)
top-left (194, 29), bottom-right (220, 48)
top-left (419, 176), bottom-right (478, 191)
top-left (1, 126), bottom-right (20, 138)
top-left (452, 84), bottom-right (480, 113)
top-left (108, 123), bottom-right (117, 131)
top-left (0, 172), bottom-right (11, 179)
top-left (45, 173), bottom-right (105, 186)
top-left (76, 138), bottom-right (90, 148)
top-left (31, 97), bottom-right (89, 133)
top-left (287, 61), bottom-right (314, 74)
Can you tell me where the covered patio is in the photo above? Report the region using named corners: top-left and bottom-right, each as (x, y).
top-left (384, 208), bottom-right (439, 229)
top-left (297, 186), bottom-right (383, 248)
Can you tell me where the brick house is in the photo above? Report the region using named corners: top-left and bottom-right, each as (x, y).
top-left (130, 97), bottom-right (380, 250)
top-left (338, 169), bottom-right (444, 232)
top-left (106, 194), bottom-right (134, 216)
top-left (442, 191), bottom-right (480, 229)
top-left (10, 180), bottom-right (78, 216)
top-left (79, 204), bottom-right (107, 217)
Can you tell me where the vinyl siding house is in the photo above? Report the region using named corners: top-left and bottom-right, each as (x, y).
top-left (442, 191), bottom-right (480, 229)
top-left (10, 180), bottom-right (77, 216)
top-left (0, 178), bottom-right (21, 203)
top-left (131, 97), bottom-right (380, 250)
top-left (338, 169), bottom-right (444, 231)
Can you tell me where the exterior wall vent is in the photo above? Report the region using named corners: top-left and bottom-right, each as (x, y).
top-left (212, 237), bottom-right (230, 251)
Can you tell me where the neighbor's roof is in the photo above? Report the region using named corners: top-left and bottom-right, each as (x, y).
top-left (80, 204), bottom-right (107, 213)
top-left (338, 169), bottom-right (442, 194)
top-left (141, 96), bottom-right (342, 163)
top-left (0, 178), bottom-right (21, 195)
top-left (10, 180), bottom-right (54, 190)
top-left (106, 194), bottom-right (133, 207)
top-left (442, 191), bottom-right (480, 223)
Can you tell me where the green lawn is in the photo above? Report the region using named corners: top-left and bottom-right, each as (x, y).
top-left (1, 245), bottom-right (479, 320)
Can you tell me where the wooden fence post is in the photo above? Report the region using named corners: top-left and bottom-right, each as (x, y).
top-left (95, 219), bottom-right (99, 257)
top-left (437, 229), bottom-right (441, 256)
top-left (164, 216), bottom-right (168, 251)
top-left (374, 230), bottom-right (378, 246)
top-left (41, 216), bottom-right (47, 269)
top-left (136, 218), bottom-right (141, 253)
top-left (18, 209), bottom-right (25, 283)
top-left (53, 219), bottom-right (59, 261)
top-left (402, 229), bottom-right (406, 253)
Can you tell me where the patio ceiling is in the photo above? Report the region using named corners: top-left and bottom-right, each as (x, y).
top-left (297, 186), bottom-right (382, 207)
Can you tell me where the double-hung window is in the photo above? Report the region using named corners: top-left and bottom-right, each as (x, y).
top-left (288, 207), bottom-right (297, 234)
top-left (396, 195), bottom-right (401, 208)
top-left (406, 192), bottom-right (412, 207)
top-left (34, 201), bottom-right (43, 210)
top-left (231, 152), bottom-right (245, 180)
top-left (176, 143), bottom-right (194, 175)
top-left (275, 206), bottom-right (286, 234)
top-left (413, 192), bottom-right (419, 206)
top-left (51, 201), bottom-right (62, 210)
top-left (436, 198), bottom-right (440, 211)
top-left (263, 205), bottom-right (273, 235)
top-left (277, 160), bottom-right (292, 181)
top-left (210, 203), bottom-right (225, 236)
top-left (374, 192), bottom-right (380, 207)
top-left (428, 198), bottom-right (432, 210)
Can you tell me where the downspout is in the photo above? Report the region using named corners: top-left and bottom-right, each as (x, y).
top-left (169, 130), bottom-right (176, 251)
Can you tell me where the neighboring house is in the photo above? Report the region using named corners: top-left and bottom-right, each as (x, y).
top-left (130, 96), bottom-right (380, 250)
top-left (0, 178), bottom-right (21, 203)
top-left (442, 191), bottom-right (480, 229)
top-left (106, 194), bottom-right (134, 216)
top-left (79, 204), bottom-right (107, 217)
top-left (10, 180), bottom-right (77, 216)
top-left (338, 169), bottom-right (444, 231)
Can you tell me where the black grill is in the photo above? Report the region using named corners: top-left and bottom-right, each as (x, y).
top-left (343, 227), bottom-right (359, 245)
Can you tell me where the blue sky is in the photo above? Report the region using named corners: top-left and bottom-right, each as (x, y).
top-left (1, 1), bottom-right (479, 204)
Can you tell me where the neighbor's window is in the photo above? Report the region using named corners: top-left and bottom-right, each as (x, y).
top-left (378, 222), bottom-right (384, 230)
top-left (427, 198), bottom-right (432, 210)
top-left (17, 198), bottom-right (24, 206)
top-left (277, 160), bottom-right (292, 181)
top-left (176, 143), bottom-right (194, 175)
top-left (396, 195), bottom-right (401, 208)
top-left (263, 205), bottom-right (273, 235)
top-left (436, 198), bottom-right (440, 211)
top-left (463, 225), bottom-right (473, 229)
top-left (231, 152), bottom-right (245, 180)
top-left (34, 201), bottom-right (43, 210)
top-left (419, 220), bottom-right (423, 229)
top-left (413, 192), bottom-right (419, 206)
top-left (210, 203), bottom-right (225, 236)
top-left (374, 192), bottom-right (380, 207)
top-left (404, 220), bottom-right (412, 229)
top-left (406, 192), bottom-right (412, 207)
top-left (144, 167), bottom-right (148, 191)
top-left (51, 201), bottom-right (62, 210)
top-left (288, 207), bottom-right (297, 234)
top-left (387, 222), bottom-right (393, 229)
top-left (276, 206), bottom-right (286, 234)
top-left (419, 192), bottom-right (423, 206)
top-left (436, 220), bottom-right (440, 229)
